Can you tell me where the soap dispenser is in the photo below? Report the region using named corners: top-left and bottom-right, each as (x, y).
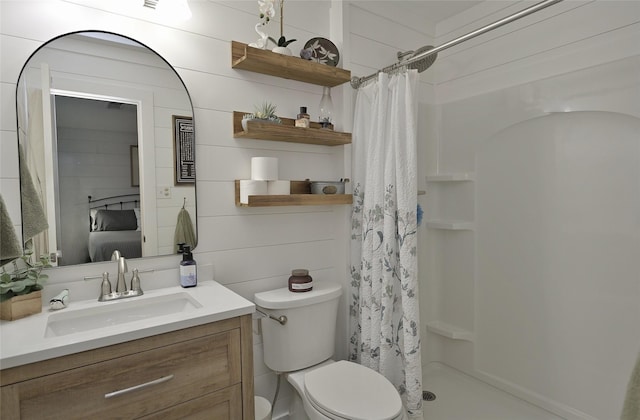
top-left (179, 245), bottom-right (197, 288)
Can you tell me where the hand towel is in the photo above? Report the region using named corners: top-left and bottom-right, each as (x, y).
top-left (0, 194), bottom-right (23, 265)
top-left (621, 351), bottom-right (640, 420)
top-left (18, 145), bottom-right (48, 241)
top-left (173, 207), bottom-right (197, 253)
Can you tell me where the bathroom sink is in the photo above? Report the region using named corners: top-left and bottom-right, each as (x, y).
top-left (45, 292), bottom-right (202, 338)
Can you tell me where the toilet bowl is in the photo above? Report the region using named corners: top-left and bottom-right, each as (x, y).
top-left (286, 360), bottom-right (407, 420)
top-left (254, 282), bottom-right (407, 420)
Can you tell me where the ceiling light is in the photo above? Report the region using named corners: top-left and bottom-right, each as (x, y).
top-left (143, 0), bottom-right (158, 9)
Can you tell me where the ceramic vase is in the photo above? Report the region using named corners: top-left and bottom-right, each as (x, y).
top-left (272, 46), bottom-right (292, 56)
top-left (248, 23), bottom-right (269, 50)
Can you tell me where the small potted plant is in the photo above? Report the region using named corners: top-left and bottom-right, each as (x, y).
top-left (269, 35), bottom-right (296, 56)
top-left (0, 252), bottom-right (51, 320)
top-left (267, 0), bottom-right (296, 55)
top-left (242, 101), bottom-right (282, 131)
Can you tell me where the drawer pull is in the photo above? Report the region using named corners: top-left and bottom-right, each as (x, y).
top-left (104, 374), bottom-right (174, 399)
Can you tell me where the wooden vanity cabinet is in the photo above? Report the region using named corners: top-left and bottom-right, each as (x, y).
top-left (0, 315), bottom-right (254, 420)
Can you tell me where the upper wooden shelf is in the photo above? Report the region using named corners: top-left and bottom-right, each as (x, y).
top-left (231, 41), bottom-right (351, 87)
top-left (233, 111), bottom-right (351, 146)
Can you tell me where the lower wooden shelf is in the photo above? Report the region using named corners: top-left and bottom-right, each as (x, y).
top-left (235, 180), bottom-right (352, 207)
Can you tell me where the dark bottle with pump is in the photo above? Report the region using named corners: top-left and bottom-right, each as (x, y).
top-left (180, 245), bottom-right (197, 288)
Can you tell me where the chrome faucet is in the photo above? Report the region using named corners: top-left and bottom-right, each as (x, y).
top-left (116, 256), bottom-right (128, 293)
top-left (97, 252), bottom-right (143, 302)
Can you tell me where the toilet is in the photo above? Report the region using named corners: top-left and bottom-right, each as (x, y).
top-left (254, 282), bottom-right (407, 420)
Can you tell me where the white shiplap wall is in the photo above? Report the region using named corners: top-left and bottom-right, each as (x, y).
top-left (0, 1), bottom-right (351, 415)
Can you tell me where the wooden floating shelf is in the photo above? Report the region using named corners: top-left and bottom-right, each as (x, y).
top-left (233, 112), bottom-right (351, 146)
top-left (235, 180), bottom-right (352, 207)
top-left (231, 41), bottom-right (351, 87)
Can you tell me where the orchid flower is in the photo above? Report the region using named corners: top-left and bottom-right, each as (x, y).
top-left (258, 0), bottom-right (276, 24)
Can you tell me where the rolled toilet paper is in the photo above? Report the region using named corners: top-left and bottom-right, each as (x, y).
top-left (251, 157), bottom-right (279, 181)
top-left (267, 180), bottom-right (290, 195)
top-left (240, 180), bottom-right (268, 204)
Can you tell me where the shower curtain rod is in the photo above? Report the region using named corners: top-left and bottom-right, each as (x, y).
top-left (350, 0), bottom-right (564, 89)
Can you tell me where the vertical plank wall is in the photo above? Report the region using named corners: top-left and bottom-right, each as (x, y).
top-left (0, 1), bottom-right (349, 416)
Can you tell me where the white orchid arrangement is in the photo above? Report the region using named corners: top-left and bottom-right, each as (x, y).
top-left (258, 0), bottom-right (276, 25)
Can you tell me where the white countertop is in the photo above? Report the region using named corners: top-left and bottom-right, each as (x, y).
top-left (0, 280), bottom-right (254, 370)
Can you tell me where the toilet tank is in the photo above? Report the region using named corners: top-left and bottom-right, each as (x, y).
top-left (254, 282), bottom-right (342, 372)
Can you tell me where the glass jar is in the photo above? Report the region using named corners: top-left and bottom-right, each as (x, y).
top-left (288, 269), bottom-right (313, 293)
top-left (318, 87), bottom-right (334, 129)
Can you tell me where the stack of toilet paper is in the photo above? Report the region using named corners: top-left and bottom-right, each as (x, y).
top-left (240, 157), bottom-right (290, 204)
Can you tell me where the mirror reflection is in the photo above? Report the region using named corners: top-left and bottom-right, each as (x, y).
top-left (17, 31), bottom-right (197, 267)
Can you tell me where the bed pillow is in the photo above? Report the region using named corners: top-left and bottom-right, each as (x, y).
top-left (90, 209), bottom-right (98, 231)
top-left (94, 209), bottom-right (138, 231)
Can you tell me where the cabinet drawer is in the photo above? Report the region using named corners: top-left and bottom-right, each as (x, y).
top-left (140, 384), bottom-right (242, 420)
top-left (6, 329), bottom-right (240, 419)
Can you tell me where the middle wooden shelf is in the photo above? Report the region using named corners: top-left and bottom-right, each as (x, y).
top-left (235, 180), bottom-right (352, 207)
top-left (233, 111), bottom-right (351, 146)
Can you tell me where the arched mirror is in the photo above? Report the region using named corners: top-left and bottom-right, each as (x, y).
top-left (16, 31), bottom-right (196, 267)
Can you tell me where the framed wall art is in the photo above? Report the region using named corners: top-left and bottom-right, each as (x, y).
top-left (173, 115), bottom-right (195, 185)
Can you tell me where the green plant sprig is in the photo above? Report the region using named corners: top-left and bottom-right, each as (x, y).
top-left (269, 36), bottom-right (296, 48)
top-left (0, 253), bottom-right (51, 301)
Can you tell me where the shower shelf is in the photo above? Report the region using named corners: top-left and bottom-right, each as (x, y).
top-left (426, 173), bottom-right (475, 182)
top-left (426, 321), bottom-right (474, 341)
top-left (425, 220), bottom-right (474, 230)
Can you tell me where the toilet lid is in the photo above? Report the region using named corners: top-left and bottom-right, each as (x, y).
top-left (304, 361), bottom-right (402, 420)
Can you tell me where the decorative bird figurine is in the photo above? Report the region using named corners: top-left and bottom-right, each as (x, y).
top-left (300, 47), bottom-right (313, 60)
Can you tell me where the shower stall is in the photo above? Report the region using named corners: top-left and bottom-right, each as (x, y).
top-left (352, 0), bottom-right (639, 417)
top-left (412, 4), bottom-right (640, 420)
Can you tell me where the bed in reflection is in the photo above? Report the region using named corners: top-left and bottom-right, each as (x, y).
top-left (88, 195), bottom-right (142, 262)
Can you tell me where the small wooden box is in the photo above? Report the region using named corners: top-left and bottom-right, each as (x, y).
top-left (0, 290), bottom-right (42, 321)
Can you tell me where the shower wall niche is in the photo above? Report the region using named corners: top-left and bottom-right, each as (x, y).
top-left (423, 174), bottom-right (475, 345)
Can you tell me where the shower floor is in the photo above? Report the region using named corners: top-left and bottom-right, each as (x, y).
top-left (422, 363), bottom-right (563, 420)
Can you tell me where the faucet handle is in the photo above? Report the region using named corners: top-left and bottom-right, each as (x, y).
top-left (98, 272), bottom-right (113, 301)
top-left (130, 269), bottom-right (143, 295)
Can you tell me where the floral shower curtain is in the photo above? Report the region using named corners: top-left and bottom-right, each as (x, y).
top-left (349, 70), bottom-right (422, 419)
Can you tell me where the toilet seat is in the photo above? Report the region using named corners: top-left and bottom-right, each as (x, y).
top-left (304, 360), bottom-right (403, 420)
